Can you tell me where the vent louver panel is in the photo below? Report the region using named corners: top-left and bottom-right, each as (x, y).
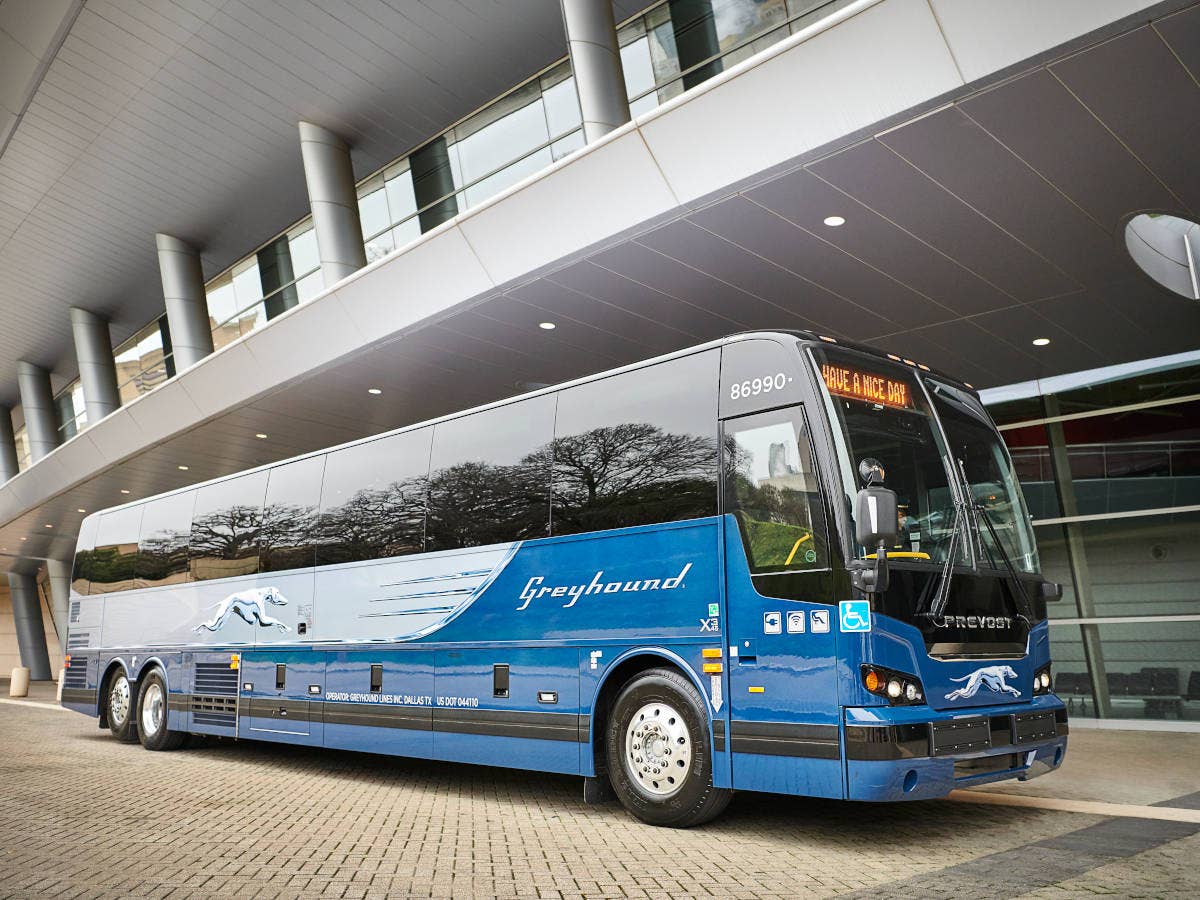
top-left (66, 633), bottom-right (92, 650)
top-left (192, 661), bottom-right (239, 728)
top-left (63, 657), bottom-right (87, 689)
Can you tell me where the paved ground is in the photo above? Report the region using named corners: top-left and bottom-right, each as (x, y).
top-left (0, 689), bottom-right (1197, 899)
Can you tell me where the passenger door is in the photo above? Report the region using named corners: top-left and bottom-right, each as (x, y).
top-left (722, 407), bottom-right (843, 798)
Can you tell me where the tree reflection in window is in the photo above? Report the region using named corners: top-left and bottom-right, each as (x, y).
top-left (549, 423), bottom-right (718, 535)
top-left (260, 456), bottom-right (325, 571)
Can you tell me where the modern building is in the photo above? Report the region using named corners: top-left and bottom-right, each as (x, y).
top-left (1, 0), bottom-right (1197, 729)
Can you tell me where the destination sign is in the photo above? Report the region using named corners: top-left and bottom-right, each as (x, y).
top-left (821, 363), bottom-right (912, 409)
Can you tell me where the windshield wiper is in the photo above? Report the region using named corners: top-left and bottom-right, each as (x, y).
top-left (954, 460), bottom-right (1036, 626)
top-left (917, 493), bottom-right (967, 620)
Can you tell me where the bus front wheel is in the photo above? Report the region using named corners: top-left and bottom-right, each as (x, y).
top-left (106, 671), bottom-right (138, 743)
top-left (605, 667), bottom-right (731, 827)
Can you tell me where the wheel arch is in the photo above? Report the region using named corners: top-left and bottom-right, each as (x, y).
top-left (586, 647), bottom-right (714, 777)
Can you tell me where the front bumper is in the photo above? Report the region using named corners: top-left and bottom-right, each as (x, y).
top-left (843, 695), bottom-right (1068, 801)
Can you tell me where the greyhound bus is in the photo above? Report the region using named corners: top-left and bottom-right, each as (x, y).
top-left (61, 331), bottom-right (1067, 826)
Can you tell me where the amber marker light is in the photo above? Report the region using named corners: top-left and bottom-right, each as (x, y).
top-left (864, 669), bottom-right (882, 692)
top-left (701, 648), bottom-right (723, 659)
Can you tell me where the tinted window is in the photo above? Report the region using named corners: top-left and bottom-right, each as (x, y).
top-left (89, 506), bottom-right (143, 594)
top-left (189, 472), bottom-right (268, 581)
top-left (136, 491), bottom-right (196, 587)
top-left (426, 395), bottom-right (555, 551)
top-left (725, 408), bottom-right (828, 574)
top-left (316, 428), bottom-right (431, 565)
top-left (552, 350), bottom-right (719, 535)
top-left (72, 515), bottom-right (99, 595)
top-left (260, 455), bottom-right (326, 572)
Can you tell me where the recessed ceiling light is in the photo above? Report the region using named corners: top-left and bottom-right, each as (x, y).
top-left (368, 387), bottom-right (382, 395)
top-left (538, 321), bottom-right (556, 330)
top-left (20, 537), bottom-right (27, 541)
top-left (120, 489), bottom-right (130, 494)
top-left (823, 215), bottom-right (846, 227)
top-left (77, 508), bottom-right (86, 513)
top-left (44, 524), bottom-right (52, 528)
top-left (1032, 337), bottom-right (1051, 347)
top-left (178, 465), bottom-right (189, 471)
top-left (255, 433), bottom-right (268, 440)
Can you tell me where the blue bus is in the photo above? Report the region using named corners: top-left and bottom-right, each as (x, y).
top-left (61, 331), bottom-right (1066, 826)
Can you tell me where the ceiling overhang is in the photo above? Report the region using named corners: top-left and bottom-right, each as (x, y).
top-left (3, 0), bottom-right (1199, 568)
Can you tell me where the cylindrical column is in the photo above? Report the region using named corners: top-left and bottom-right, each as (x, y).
top-left (46, 559), bottom-right (72, 657)
top-left (560, 0), bottom-right (631, 143)
top-left (0, 406), bottom-right (18, 482)
top-left (298, 122), bottom-right (367, 286)
top-left (156, 233), bottom-right (214, 371)
top-left (16, 362), bottom-right (58, 463)
top-left (8, 572), bottom-right (51, 681)
top-left (69, 308), bottom-right (121, 424)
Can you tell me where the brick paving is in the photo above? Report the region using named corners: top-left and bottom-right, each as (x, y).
top-left (0, 701), bottom-right (1196, 899)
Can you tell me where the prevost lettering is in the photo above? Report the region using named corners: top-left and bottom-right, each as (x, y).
top-left (932, 615), bottom-right (1013, 630)
top-left (821, 363), bottom-right (911, 409)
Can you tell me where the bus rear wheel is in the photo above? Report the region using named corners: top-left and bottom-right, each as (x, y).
top-left (605, 667), bottom-right (731, 827)
top-left (106, 670), bottom-right (138, 743)
top-left (137, 668), bottom-right (186, 751)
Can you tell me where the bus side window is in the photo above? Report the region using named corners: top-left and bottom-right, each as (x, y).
top-left (425, 394), bottom-right (555, 551)
top-left (89, 505), bottom-right (144, 594)
top-left (315, 428), bottom-right (431, 566)
top-left (261, 455), bottom-right (326, 572)
top-left (136, 490), bottom-right (197, 588)
top-left (189, 472), bottom-right (268, 581)
top-left (72, 515), bottom-right (100, 596)
top-left (724, 407), bottom-right (828, 574)
top-left (551, 350), bottom-right (720, 536)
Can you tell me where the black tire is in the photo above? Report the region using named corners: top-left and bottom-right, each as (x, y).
top-left (605, 667), bottom-right (732, 827)
top-left (136, 668), bottom-right (186, 751)
top-left (106, 669), bottom-right (139, 743)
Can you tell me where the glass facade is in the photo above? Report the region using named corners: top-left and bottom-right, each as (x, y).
top-left (986, 357), bottom-right (1200, 727)
top-left (204, 222), bottom-right (322, 351)
top-left (114, 317), bottom-right (175, 404)
top-left (55, 381), bottom-right (87, 441)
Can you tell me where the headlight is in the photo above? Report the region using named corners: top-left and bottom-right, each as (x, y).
top-left (1033, 664), bottom-right (1053, 695)
top-left (861, 665), bottom-right (926, 706)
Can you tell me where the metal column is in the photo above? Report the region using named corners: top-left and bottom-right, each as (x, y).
top-left (8, 572), bottom-right (51, 681)
top-left (560, 0), bottom-right (631, 143)
top-left (69, 307), bottom-right (121, 424)
top-left (0, 406), bottom-right (17, 482)
top-left (298, 121), bottom-right (367, 286)
top-left (1044, 395), bottom-right (1111, 718)
top-left (156, 233), bottom-right (214, 371)
top-left (46, 559), bottom-right (72, 657)
top-left (16, 362), bottom-right (58, 463)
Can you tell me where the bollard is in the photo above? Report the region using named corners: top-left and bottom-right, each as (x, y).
top-left (57, 667), bottom-right (65, 702)
top-left (9, 666), bottom-right (30, 697)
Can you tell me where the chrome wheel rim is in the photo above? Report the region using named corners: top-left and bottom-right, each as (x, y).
top-left (109, 675), bottom-right (130, 726)
top-left (625, 701), bottom-right (692, 798)
top-left (141, 682), bottom-right (164, 738)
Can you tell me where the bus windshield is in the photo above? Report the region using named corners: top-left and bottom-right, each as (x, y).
top-left (812, 347), bottom-right (1037, 574)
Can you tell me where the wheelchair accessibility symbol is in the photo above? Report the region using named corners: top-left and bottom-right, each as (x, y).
top-left (839, 600), bottom-right (872, 633)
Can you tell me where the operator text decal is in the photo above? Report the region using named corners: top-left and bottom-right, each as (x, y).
top-left (517, 563), bottom-right (692, 611)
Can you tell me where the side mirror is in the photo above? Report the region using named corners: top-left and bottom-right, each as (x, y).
top-left (851, 458), bottom-right (899, 595)
top-left (855, 485), bottom-right (899, 550)
top-left (1040, 581), bottom-right (1063, 602)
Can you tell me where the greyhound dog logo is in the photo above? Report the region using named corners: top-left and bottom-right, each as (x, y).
top-left (193, 586), bottom-right (290, 633)
top-left (944, 665), bottom-right (1021, 701)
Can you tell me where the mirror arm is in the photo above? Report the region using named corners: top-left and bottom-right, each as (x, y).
top-left (872, 539), bottom-right (890, 594)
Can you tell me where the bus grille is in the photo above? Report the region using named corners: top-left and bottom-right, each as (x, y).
top-left (63, 657), bottom-right (87, 689)
top-left (192, 662), bottom-right (239, 728)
